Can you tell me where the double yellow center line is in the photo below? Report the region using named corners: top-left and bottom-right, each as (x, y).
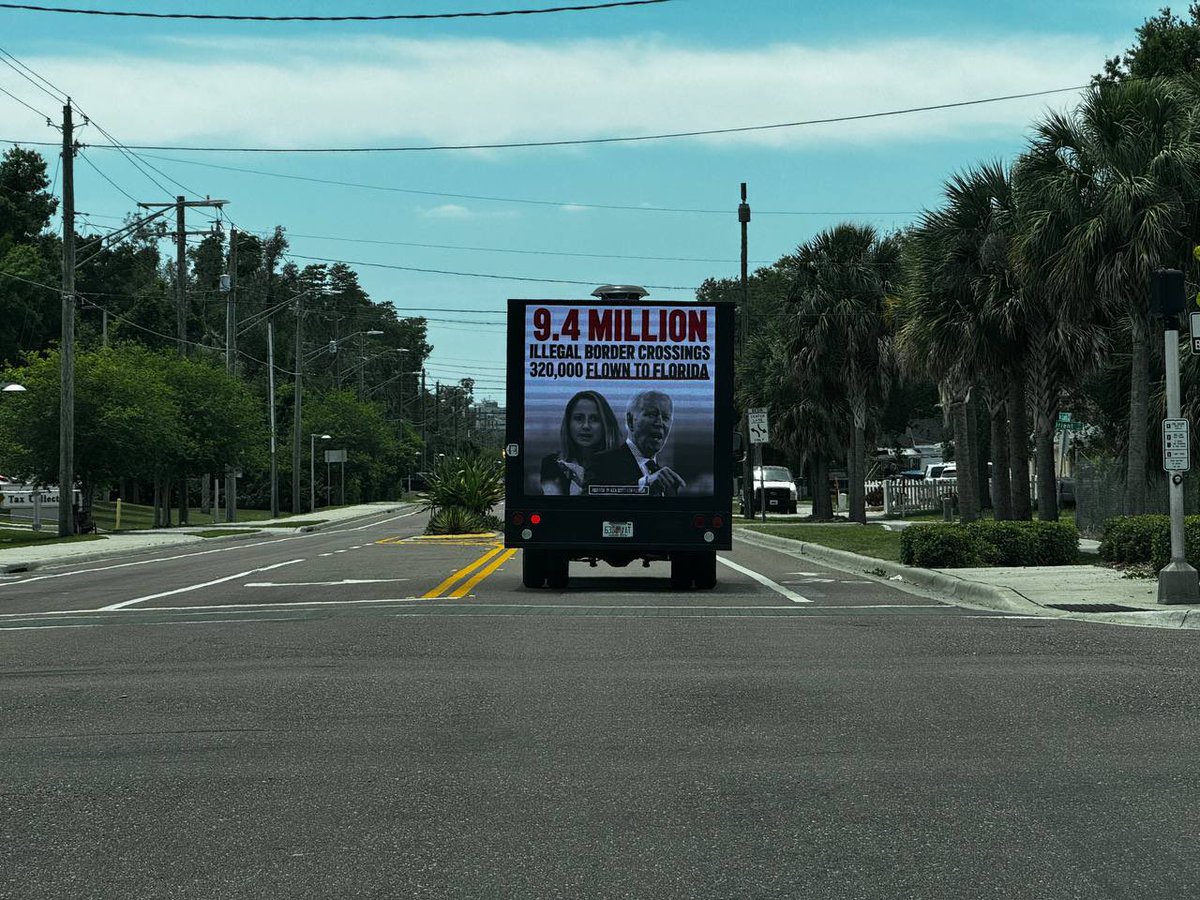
top-left (422, 545), bottom-right (516, 599)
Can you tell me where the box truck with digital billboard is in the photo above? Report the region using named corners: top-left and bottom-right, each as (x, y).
top-left (503, 287), bottom-right (735, 589)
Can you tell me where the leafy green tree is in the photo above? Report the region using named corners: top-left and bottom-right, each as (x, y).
top-left (1099, 5), bottom-right (1200, 82)
top-left (0, 147), bottom-right (57, 251)
top-left (303, 388), bottom-right (399, 506)
top-left (0, 346), bottom-right (182, 514)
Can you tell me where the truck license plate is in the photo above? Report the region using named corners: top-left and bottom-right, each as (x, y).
top-left (603, 521), bottom-right (633, 538)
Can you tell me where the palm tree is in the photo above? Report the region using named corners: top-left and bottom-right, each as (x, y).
top-left (1017, 77), bottom-right (1200, 513)
top-left (786, 224), bottom-right (901, 523)
top-left (897, 217), bottom-right (983, 522)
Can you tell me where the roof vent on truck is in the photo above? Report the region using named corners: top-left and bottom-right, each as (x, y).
top-left (591, 285), bottom-right (649, 301)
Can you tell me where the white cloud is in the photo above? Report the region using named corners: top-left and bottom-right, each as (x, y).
top-left (418, 203), bottom-right (517, 220)
top-left (420, 203), bottom-right (473, 219)
top-left (18, 34), bottom-right (1112, 150)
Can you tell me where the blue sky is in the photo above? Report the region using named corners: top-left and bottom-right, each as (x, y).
top-left (0, 0), bottom-right (1161, 402)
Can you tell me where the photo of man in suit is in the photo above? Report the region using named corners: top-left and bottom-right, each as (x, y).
top-left (588, 390), bottom-right (687, 496)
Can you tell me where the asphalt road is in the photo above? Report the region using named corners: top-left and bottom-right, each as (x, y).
top-left (2, 508), bottom-right (1198, 898)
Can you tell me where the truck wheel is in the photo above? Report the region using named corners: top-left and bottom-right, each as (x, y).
top-left (546, 552), bottom-right (570, 589)
top-left (787, 501), bottom-right (797, 515)
top-left (669, 553), bottom-right (694, 590)
top-left (522, 549), bottom-right (547, 588)
top-left (693, 552), bottom-right (717, 590)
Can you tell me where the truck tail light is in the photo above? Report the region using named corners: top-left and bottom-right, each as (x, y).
top-left (529, 513), bottom-right (542, 525)
top-left (512, 512), bottom-right (525, 526)
top-left (693, 515), bottom-right (706, 528)
top-left (712, 515), bottom-right (724, 529)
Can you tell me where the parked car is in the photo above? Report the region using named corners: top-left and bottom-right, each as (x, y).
top-left (742, 466), bottom-right (798, 515)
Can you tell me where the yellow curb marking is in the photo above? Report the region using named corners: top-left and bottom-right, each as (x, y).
top-left (449, 548), bottom-right (517, 599)
top-left (422, 546), bottom-right (505, 599)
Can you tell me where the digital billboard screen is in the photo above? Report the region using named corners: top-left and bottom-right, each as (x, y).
top-left (522, 302), bottom-right (716, 499)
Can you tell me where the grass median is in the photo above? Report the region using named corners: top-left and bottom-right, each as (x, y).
top-left (743, 523), bottom-right (901, 562)
top-left (0, 528), bottom-right (106, 548)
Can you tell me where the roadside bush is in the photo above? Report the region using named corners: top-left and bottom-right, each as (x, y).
top-left (423, 453), bottom-right (504, 535)
top-left (427, 506), bottom-right (488, 535)
top-left (1148, 515), bottom-right (1200, 572)
top-left (901, 520), bottom-right (1079, 568)
top-left (899, 524), bottom-right (982, 567)
top-left (1098, 515), bottom-right (1168, 564)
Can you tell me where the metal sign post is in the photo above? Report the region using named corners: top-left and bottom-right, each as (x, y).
top-left (1155, 269), bottom-right (1199, 603)
top-left (749, 408), bottom-right (769, 521)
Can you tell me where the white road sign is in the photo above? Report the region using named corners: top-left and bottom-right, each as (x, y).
top-left (1163, 418), bottom-right (1191, 472)
top-left (748, 408), bottom-right (769, 444)
top-left (1191, 312), bottom-right (1200, 355)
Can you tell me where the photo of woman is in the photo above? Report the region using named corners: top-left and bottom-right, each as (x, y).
top-left (540, 390), bottom-right (620, 495)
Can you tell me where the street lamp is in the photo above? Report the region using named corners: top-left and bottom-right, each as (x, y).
top-left (310, 433), bottom-right (331, 511)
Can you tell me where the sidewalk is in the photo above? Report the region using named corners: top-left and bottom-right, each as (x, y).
top-left (735, 526), bottom-right (1200, 630)
top-left (0, 502), bottom-right (414, 573)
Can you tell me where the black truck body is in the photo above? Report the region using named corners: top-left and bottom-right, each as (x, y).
top-left (503, 295), bottom-right (735, 589)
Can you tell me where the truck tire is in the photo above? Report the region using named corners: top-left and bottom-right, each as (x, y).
top-left (693, 551), bottom-right (717, 590)
top-left (546, 552), bottom-right (570, 589)
top-left (522, 549), bottom-right (547, 588)
top-left (669, 553), bottom-right (694, 590)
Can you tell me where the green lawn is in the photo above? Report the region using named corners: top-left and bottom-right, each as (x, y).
top-left (743, 523), bottom-right (901, 562)
top-left (91, 501), bottom-right (300, 532)
top-left (0, 528), bottom-right (106, 548)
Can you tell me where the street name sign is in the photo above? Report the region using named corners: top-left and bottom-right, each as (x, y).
top-left (1163, 419), bottom-right (1191, 472)
top-left (748, 408), bottom-right (769, 444)
top-left (1191, 312), bottom-right (1200, 355)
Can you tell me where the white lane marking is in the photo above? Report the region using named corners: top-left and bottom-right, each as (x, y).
top-left (342, 508), bottom-right (422, 532)
top-left (784, 571), bottom-right (824, 577)
top-left (100, 559), bottom-right (305, 611)
top-left (319, 552), bottom-right (334, 557)
top-left (1, 534), bottom-right (307, 585)
top-left (245, 578), bottom-right (410, 587)
top-left (782, 578), bottom-right (835, 585)
top-left (716, 557), bottom-right (812, 603)
top-left (1, 623), bottom-right (105, 632)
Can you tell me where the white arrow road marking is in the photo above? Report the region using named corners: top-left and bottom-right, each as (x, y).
top-left (717, 557), bottom-right (812, 603)
top-left (244, 578), bottom-right (410, 587)
top-left (100, 559), bottom-right (305, 611)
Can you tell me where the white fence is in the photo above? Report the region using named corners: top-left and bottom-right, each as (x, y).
top-left (871, 476), bottom-right (1039, 516)
top-left (875, 479), bottom-right (957, 516)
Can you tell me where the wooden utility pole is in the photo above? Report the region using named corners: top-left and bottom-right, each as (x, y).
top-left (738, 182), bottom-right (754, 519)
top-left (58, 102), bottom-right (76, 537)
top-left (268, 320), bottom-right (280, 518)
top-left (137, 196), bottom-right (227, 526)
top-left (225, 227), bottom-right (238, 522)
top-left (292, 292), bottom-right (305, 513)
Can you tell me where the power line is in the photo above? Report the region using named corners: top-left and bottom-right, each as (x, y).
top-left (286, 252), bottom-right (699, 291)
top-left (122, 153), bottom-right (919, 216)
top-left (0, 47), bottom-right (67, 102)
top-left (266, 229), bottom-right (768, 264)
top-left (77, 151), bottom-right (138, 203)
top-left (0, 85), bottom-right (1087, 154)
top-left (0, 1), bottom-right (671, 22)
top-left (0, 82), bottom-right (53, 122)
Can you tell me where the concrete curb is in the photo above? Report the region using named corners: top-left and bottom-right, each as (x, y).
top-left (734, 528), bottom-right (1200, 630)
top-left (734, 529), bottom-right (1046, 615)
top-left (0, 503), bottom-right (415, 573)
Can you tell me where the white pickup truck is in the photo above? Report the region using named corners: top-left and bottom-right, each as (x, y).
top-left (743, 465), bottom-right (798, 515)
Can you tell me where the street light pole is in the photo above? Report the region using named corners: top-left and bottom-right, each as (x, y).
top-left (310, 433), bottom-right (331, 512)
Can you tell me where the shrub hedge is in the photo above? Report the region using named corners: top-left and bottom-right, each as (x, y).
top-left (899, 520), bottom-right (1079, 568)
top-left (1097, 515), bottom-right (1169, 564)
top-left (1148, 516), bottom-right (1200, 572)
